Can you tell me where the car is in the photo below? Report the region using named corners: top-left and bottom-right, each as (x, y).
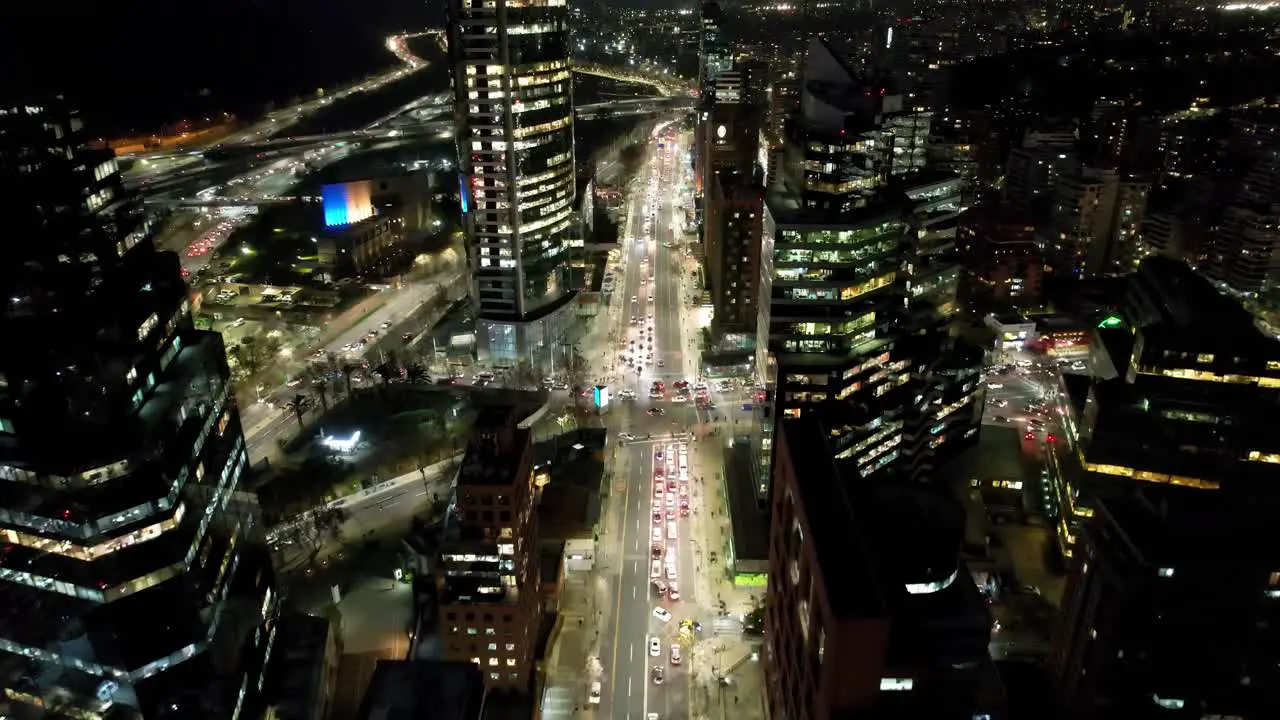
top-left (647, 407), bottom-right (664, 416)
top-left (632, 296), bottom-right (638, 303)
top-left (653, 510), bottom-right (663, 523)
top-left (670, 646), bottom-right (682, 665)
top-left (648, 295), bottom-right (654, 302)
top-left (670, 394), bottom-right (686, 403)
top-left (658, 360), bottom-right (665, 367)
top-left (651, 665), bottom-right (665, 684)
top-left (987, 382), bottom-right (1003, 389)
top-left (1024, 431), bottom-right (1036, 440)
top-left (618, 432), bottom-right (636, 442)
top-left (589, 681), bottom-right (602, 704)
top-left (401, 332), bottom-right (413, 342)
top-left (651, 545), bottom-right (663, 559)
top-left (651, 560), bottom-right (662, 578)
top-left (649, 637), bottom-right (661, 656)
top-left (666, 509), bottom-right (676, 520)
top-left (652, 607), bottom-right (672, 622)
top-left (652, 526), bottom-right (664, 543)
top-left (993, 415), bottom-right (1009, 423)
top-left (666, 563), bottom-right (677, 580)
top-left (668, 582), bottom-right (680, 600)
top-left (992, 399), bottom-right (1009, 408)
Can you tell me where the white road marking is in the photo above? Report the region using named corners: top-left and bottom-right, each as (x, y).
top-left (628, 677), bottom-right (632, 697)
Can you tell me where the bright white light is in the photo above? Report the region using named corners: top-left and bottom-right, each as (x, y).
top-left (321, 430), bottom-right (362, 454)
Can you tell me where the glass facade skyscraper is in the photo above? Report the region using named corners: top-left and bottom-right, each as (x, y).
top-left (448, 0), bottom-right (578, 365)
top-left (0, 101), bottom-right (276, 720)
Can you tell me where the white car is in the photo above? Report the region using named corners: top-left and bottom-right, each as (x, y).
top-left (652, 607), bottom-right (672, 623)
top-left (670, 395), bottom-right (687, 403)
top-left (589, 681), bottom-right (602, 704)
top-left (649, 637), bottom-right (661, 656)
top-left (619, 432), bottom-right (636, 442)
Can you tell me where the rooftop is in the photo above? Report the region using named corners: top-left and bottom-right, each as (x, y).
top-left (778, 417), bottom-right (973, 620)
top-left (1123, 256), bottom-right (1280, 358)
top-left (458, 406), bottom-right (531, 488)
top-left (353, 660), bottom-right (485, 720)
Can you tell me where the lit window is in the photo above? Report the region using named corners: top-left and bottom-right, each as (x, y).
top-left (879, 677), bottom-right (913, 691)
top-left (1158, 567), bottom-right (1175, 578)
top-left (488, 658), bottom-right (499, 666)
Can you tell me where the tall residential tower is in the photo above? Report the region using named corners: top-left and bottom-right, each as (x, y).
top-left (0, 101), bottom-right (276, 719)
top-left (447, 0), bottom-right (579, 367)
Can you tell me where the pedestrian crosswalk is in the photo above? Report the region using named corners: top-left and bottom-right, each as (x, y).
top-left (711, 616), bottom-right (742, 638)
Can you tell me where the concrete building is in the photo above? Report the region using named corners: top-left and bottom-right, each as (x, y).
top-left (317, 215), bottom-right (408, 277)
top-left (764, 417), bottom-right (1003, 720)
top-left (1050, 491), bottom-right (1280, 720)
top-left (435, 406), bottom-right (544, 691)
top-left (1040, 167), bottom-right (1149, 279)
top-left (705, 169), bottom-right (765, 340)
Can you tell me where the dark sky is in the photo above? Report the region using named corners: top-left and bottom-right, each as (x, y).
top-left (0, 0), bottom-right (436, 135)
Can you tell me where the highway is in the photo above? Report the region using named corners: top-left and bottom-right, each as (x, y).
top-left (592, 123), bottom-right (704, 720)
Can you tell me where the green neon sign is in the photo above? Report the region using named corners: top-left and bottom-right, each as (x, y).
top-left (1097, 315), bottom-right (1124, 329)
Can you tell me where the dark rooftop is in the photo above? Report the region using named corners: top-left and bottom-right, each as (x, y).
top-left (458, 406), bottom-right (530, 487)
top-left (724, 442), bottom-right (769, 563)
top-left (353, 660), bottom-right (485, 720)
top-left (778, 418), bottom-right (971, 619)
top-left (1124, 256), bottom-right (1280, 357)
top-left (1098, 489), bottom-right (1280, 569)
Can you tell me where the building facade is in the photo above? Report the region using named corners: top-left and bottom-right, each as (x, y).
top-left (751, 181), bottom-right (982, 500)
top-left (1047, 257), bottom-right (1280, 558)
top-left (0, 101), bottom-right (276, 719)
top-left (765, 418), bottom-right (1002, 720)
top-left (436, 406), bottom-right (542, 691)
top-left (1050, 492), bottom-right (1280, 719)
top-left (447, 0), bottom-right (579, 367)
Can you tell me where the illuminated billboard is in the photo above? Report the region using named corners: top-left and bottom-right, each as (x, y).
top-left (321, 181), bottom-right (374, 228)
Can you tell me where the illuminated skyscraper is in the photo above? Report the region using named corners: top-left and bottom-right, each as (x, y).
top-left (0, 100), bottom-right (277, 718)
top-left (447, 0), bottom-right (579, 366)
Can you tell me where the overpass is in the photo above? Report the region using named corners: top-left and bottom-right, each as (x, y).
top-left (141, 96), bottom-right (693, 208)
top-left (190, 97), bottom-right (692, 156)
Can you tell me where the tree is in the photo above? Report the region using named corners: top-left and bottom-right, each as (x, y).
top-left (312, 378), bottom-right (330, 413)
top-left (406, 362), bottom-right (428, 384)
top-left (285, 393), bottom-right (312, 430)
top-left (373, 363), bottom-right (396, 385)
top-left (230, 337), bottom-right (266, 375)
top-left (340, 364), bottom-right (360, 396)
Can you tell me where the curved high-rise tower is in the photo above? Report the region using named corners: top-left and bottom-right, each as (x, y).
top-left (447, 0), bottom-right (578, 367)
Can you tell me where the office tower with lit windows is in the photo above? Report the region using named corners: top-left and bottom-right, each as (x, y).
top-left (749, 172), bottom-right (981, 501)
top-left (447, 0), bottom-right (578, 367)
top-left (0, 100), bottom-right (276, 719)
top-left (1046, 256), bottom-right (1280, 559)
top-left (435, 406), bottom-right (542, 692)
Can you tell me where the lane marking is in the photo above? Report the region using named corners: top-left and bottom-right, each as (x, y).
top-left (628, 677), bottom-right (633, 698)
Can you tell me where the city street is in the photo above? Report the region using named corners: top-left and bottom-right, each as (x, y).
top-left (541, 121), bottom-right (763, 720)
